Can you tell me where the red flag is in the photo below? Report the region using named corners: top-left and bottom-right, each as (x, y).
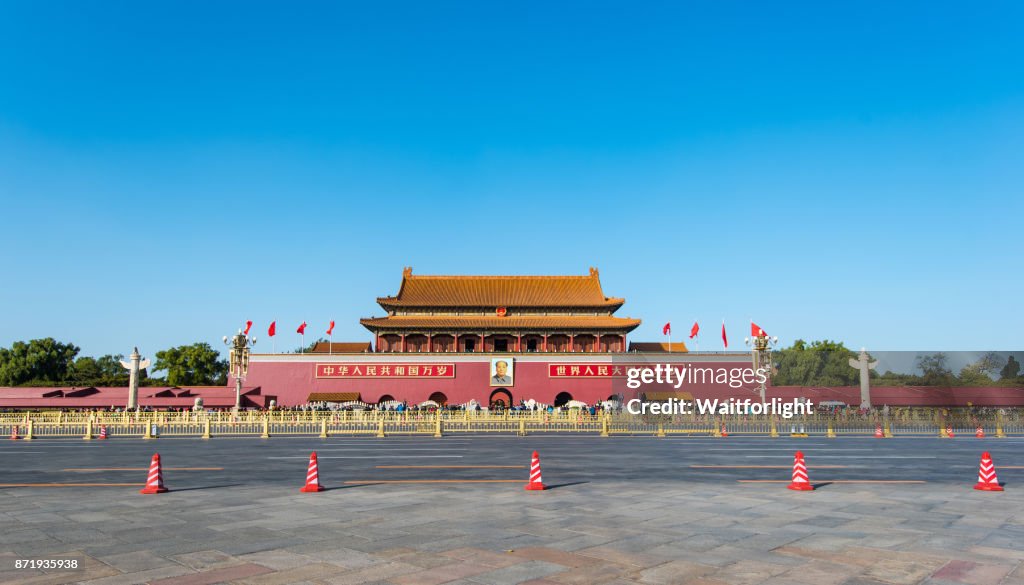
top-left (722, 320), bottom-right (728, 348)
top-left (243, 320), bottom-right (253, 335)
top-left (662, 322), bottom-right (671, 336)
top-left (327, 320), bottom-right (335, 336)
top-left (267, 321), bottom-right (276, 337)
top-left (297, 322), bottom-right (307, 335)
top-left (689, 322), bottom-right (699, 339)
top-left (751, 322), bottom-right (766, 337)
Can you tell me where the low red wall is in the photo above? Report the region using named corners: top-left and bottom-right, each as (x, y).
top-left (238, 358), bottom-right (1024, 407)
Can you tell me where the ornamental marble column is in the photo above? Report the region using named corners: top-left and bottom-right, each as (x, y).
top-left (848, 348), bottom-right (879, 409)
top-left (119, 347), bottom-right (151, 411)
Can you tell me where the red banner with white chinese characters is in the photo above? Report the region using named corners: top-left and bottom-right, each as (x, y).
top-left (548, 364), bottom-right (628, 377)
top-left (316, 364), bottom-right (456, 378)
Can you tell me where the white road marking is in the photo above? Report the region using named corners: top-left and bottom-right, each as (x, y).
top-left (703, 448), bottom-right (877, 451)
top-left (0, 444), bottom-right (108, 448)
top-left (269, 455), bottom-right (465, 459)
top-left (323, 442), bottom-right (474, 445)
top-left (316, 448), bottom-right (467, 452)
top-left (743, 455), bottom-right (937, 459)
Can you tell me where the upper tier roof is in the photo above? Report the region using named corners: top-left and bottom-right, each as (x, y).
top-left (360, 315), bottom-right (641, 332)
top-left (377, 267), bottom-right (625, 309)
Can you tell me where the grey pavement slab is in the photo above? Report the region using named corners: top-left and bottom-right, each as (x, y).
top-left (0, 436), bottom-right (1019, 584)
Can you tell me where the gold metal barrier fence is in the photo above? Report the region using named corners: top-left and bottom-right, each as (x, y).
top-left (0, 410), bottom-right (1019, 439)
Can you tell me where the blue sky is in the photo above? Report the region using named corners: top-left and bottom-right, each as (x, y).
top-left (1, 1), bottom-right (1022, 358)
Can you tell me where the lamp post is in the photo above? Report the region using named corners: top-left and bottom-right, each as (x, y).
top-left (223, 329), bottom-right (256, 412)
top-left (744, 331), bottom-right (778, 403)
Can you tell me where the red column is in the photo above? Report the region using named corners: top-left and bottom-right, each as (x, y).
top-left (481, 334), bottom-right (485, 353)
top-left (375, 333), bottom-right (380, 352)
top-left (516, 334), bottom-right (522, 352)
top-left (401, 333), bottom-right (407, 353)
top-left (543, 334), bottom-right (548, 352)
top-left (427, 334), bottom-right (432, 353)
top-left (621, 334), bottom-right (626, 352)
top-left (570, 334), bottom-right (575, 353)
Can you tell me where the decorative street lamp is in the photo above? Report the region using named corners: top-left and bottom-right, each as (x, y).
top-left (223, 329), bottom-right (256, 411)
top-left (744, 330), bottom-right (778, 403)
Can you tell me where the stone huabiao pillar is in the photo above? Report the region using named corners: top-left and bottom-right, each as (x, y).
top-left (120, 347), bottom-right (151, 411)
top-left (848, 348), bottom-right (878, 409)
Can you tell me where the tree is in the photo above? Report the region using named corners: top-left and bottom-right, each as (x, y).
top-left (915, 353), bottom-right (956, 386)
top-left (0, 338), bottom-right (80, 385)
top-left (70, 354), bottom-right (133, 386)
top-left (1000, 355), bottom-right (1021, 380)
top-left (291, 337), bottom-right (327, 354)
top-left (152, 343), bottom-right (228, 386)
top-left (771, 339), bottom-right (859, 386)
top-left (958, 352), bottom-right (1001, 386)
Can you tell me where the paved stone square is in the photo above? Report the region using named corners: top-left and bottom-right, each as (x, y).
top-left (1, 436), bottom-right (1023, 584)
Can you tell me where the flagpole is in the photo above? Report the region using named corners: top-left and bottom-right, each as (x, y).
top-left (273, 318), bottom-right (276, 354)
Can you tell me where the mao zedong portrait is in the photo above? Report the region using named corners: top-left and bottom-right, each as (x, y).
top-left (491, 359), bottom-right (513, 385)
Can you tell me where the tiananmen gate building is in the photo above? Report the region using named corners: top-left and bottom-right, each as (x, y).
top-left (241, 267), bottom-right (738, 408)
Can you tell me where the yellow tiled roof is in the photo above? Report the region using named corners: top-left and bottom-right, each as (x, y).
top-left (628, 342), bottom-right (690, 353)
top-left (377, 267), bottom-right (625, 309)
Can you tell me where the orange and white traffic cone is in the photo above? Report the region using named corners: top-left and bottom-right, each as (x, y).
top-left (874, 425), bottom-right (883, 438)
top-left (524, 450), bottom-right (546, 491)
top-left (787, 451), bottom-right (814, 491)
top-left (975, 427), bottom-right (985, 438)
top-left (10, 426), bottom-right (18, 440)
top-left (300, 452), bottom-right (325, 492)
top-left (721, 423), bottom-right (729, 437)
top-left (947, 426), bottom-right (955, 438)
top-left (98, 425), bottom-right (108, 440)
top-left (140, 453), bottom-right (168, 494)
top-left (974, 451), bottom-right (1003, 491)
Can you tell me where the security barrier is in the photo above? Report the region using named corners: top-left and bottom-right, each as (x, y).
top-left (1, 408), bottom-right (1021, 439)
